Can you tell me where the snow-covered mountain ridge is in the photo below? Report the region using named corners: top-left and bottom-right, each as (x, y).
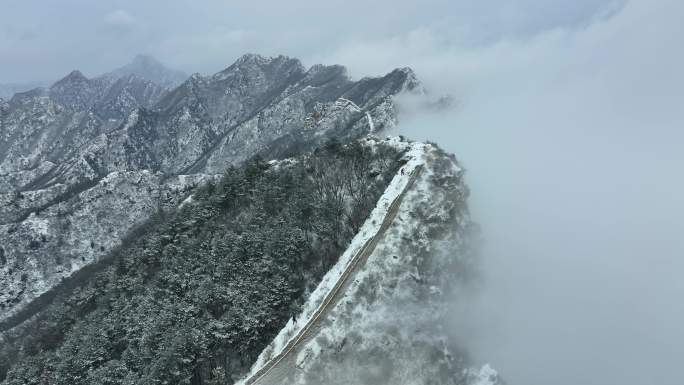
top-left (0, 54), bottom-right (422, 327)
top-left (239, 138), bottom-right (502, 385)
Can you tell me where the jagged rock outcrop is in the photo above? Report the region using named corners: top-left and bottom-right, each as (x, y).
top-left (0, 54), bottom-right (422, 326)
top-left (0, 62), bottom-right (173, 194)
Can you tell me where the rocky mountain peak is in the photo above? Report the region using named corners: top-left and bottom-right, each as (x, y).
top-left (108, 54), bottom-right (187, 89)
top-left (51, 69), bottom-right (89, 88)
top-left (216, 54), bottom-right (306, 79)
top-left (47, 69), bottom-right (104, 111)
top-left (301, 64), bottom-right (349, 85)
top-left (233, 53), bottom-right (295, 67)
top-left (388, 66), bottom-right (423, 92)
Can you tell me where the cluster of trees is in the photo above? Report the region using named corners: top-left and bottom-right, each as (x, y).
top-left (0, 139), bottom-right (404, 385)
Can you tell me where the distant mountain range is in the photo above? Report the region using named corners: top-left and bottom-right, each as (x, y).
top-left (0, 54), bottom-right (187, 100)
top-left (0, 82), bottom-right (49, 100)
top-left (0, 53), bottom-right (421, 326)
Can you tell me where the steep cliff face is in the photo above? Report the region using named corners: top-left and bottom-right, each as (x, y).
top-left (0, 54), bottom-right (422, 326)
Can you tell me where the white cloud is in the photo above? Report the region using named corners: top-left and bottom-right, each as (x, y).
top-left (156, 27), bottom-right (256, 73)
top-left (1, 0), bottom-right (616, 83)
top-left (222, 29), bottom-right (250, 44)
top-left (103, 9), bottom-right (136, 30)
top-left (341, 1), bottom-right (683, 385)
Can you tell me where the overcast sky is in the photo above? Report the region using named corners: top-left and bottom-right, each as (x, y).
top-left (2, 1), bottom-right (683, 385)
top-left (388, 1), bottom-right (683, 385)
top-left (2, 0), bottom-right (622, 83)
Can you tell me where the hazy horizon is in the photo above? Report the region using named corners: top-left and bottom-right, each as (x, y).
top-left (2, 0), bottom-right (622, 84)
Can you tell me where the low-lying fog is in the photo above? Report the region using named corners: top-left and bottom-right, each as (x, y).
top-left (390, 1), bottom-right (683, 384)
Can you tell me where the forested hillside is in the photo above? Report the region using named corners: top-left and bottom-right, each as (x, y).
top-left (0, 138), bottom-right (405, 385)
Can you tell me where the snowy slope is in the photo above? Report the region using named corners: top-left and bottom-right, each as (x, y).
top-left (236, 138), bottom-right (424, 384)
top-left (237, 138), bottom-right (501, 385)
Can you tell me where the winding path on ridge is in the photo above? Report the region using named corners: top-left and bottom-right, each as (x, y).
top-left (242, 165), bottom-right (424, 385)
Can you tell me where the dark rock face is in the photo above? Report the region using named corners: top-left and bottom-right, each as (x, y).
top-left (0, 54), bottom-right (421, 326)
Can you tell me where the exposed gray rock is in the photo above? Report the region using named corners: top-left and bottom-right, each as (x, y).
top-left (0, 170), bottom-right (216, 320)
